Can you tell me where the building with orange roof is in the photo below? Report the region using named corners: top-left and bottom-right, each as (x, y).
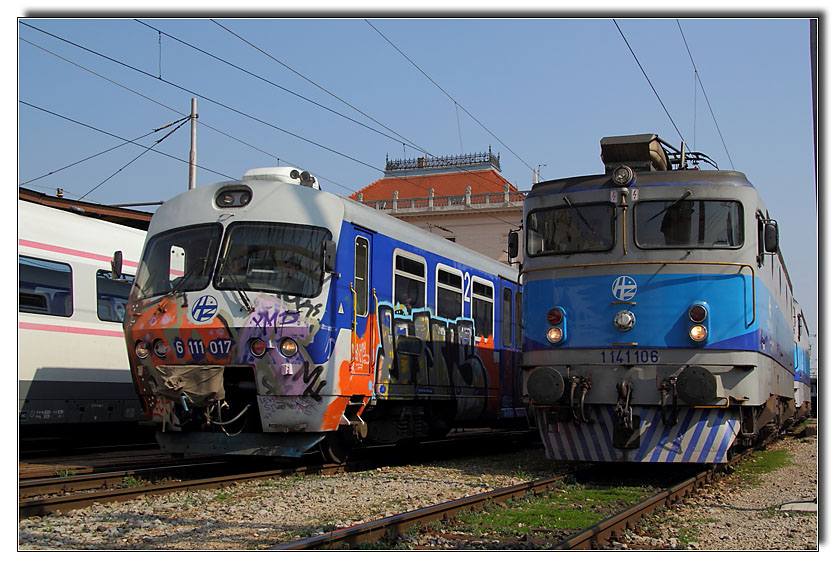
top-left (349, 149), bottom-right (524, 263)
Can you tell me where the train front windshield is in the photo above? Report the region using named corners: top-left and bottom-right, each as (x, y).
top-left (526, 203), bottom-right (615, 255)
top-left (134, 223), bottom-right (223, 300)
top-left (635, 200), bottom-right (744, 248)
top-left (214, 222), bottom-right (331, 298)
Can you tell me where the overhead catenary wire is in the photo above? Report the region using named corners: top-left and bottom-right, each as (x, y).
top-left (365, 19), bottom-right (537, 175)
top-left (79, 115), bottom-right (191, 200)
top-left (676, 20), bottom-right (735, 170)
top-left (137, 19), bottom-right (422, 153)
top-left (20, 21), bottom-right (522, 215)
top-left (613, 19), bottom-right (689, 151)
top-left (21, 36), bottom-right (284, 174)
top-left (204, 19), bottom-right (515, 197)
top-left (20, 22), bottom-right (383, 176)
top-left (21, 101), bottom-right (236, 181)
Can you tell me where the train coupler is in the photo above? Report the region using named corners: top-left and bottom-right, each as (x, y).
top-left (613, 380), bottom-right (640, 449)
top-left (569, 375), bottom-right (592, 424)
top-left (659, 370), bottom-right (681, 426)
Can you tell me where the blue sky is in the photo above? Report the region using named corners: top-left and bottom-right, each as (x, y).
top-left (16, 15), bottom-right (819, 365)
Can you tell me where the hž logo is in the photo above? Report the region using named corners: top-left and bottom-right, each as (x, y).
top-left (611, 276), bottom-right (637, 301)
top-left (190, 295), bottom-right (218, 323)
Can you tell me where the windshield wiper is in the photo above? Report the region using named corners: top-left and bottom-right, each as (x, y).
top-left (648, 190), bottom-right (692, 222)
top-left (163, 257), bottom-right (209, 309)
top-left (563, 196), bottom-right (595, 234)
top-left (217, 259), bottom-right (254, 313)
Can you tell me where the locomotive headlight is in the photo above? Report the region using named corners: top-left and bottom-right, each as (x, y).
top-left (279, 337), bottom-right (298, 357)
top-left (152, 339), bottom-right (168, 358)
top-left (613, 310), bottom-right (636, 331)
top-left (612, 165), bottom-right (635, 186)
top-left (689, 324), bottom-right (708, 342)
top-left (546, 307), bottom-right (564, 325)
top-left (688, 303), bottom-right (708, 323)
top-left (249, 338), bottom-right (268, 357)
top-left (546, 327), bottom-right (563, 344)
top-left (135, 340), bottom-right (150, 359)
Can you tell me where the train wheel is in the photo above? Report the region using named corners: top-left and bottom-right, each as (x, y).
top-left (319, 432), bottom-right (351, 463)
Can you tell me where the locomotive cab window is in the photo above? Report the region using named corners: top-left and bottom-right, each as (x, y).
top-left (526, 202), bottom-right (615, 256)
top-left (471, 278), bottom-right (494, 339)
top-left (635, 199), bottom-right (744, 249)
top-left (436, 265), bottom-right (463, 320)
top-left (394, 251), bottom-right (425, 314)
top-left (19, 256), bottom-right (73, 317)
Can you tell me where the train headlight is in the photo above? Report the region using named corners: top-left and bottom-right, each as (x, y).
top-left (279, 337), bottom-right (298, 357)
top-left (688, 303), bottom-right (708, 323)
top-left (612, 165), bottom-right (635, 187)
top-left (135, 340), bottom-right (150, 359)
top-left (546, 307), bottom-right (564, 325)
top-left (152, 339), bottom-right (168, 358)
top-left (689, 324), bottom-right (708, 342)
top-left (613, 310), bottom-right (636, 331)
top-left (249, 338), bottom-right (268, 357)
top-left (546, 327), bottom-right (563, 344)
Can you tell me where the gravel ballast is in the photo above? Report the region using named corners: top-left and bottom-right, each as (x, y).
top-left (18, 428), bottom-right (818, 551)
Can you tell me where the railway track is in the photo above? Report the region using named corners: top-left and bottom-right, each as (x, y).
top-left (273, 430), bottom-right (791, 550)
top-left (19, 429), bottom-right (537, 519)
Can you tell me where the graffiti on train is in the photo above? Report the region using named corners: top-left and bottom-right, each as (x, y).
top-left (374, 302), bottom-right (490, 420)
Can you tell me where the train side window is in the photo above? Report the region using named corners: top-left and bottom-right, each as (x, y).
top-left (394, 250), bottom-right (425, 314)
top-left (502, 287), bottom-right (513, 347)
top-left (19, 256), bottom-right (73, 317)
top-left (96, 270), bottom-right (135, 323)
top-left (471, 278), bottom-right (494, 339)
top-left (436, 265), bottom-right (463, 320)
top-left (515, 290), bottom-right (523, 349)
top-left (354, 236), bottom-right (369, 317)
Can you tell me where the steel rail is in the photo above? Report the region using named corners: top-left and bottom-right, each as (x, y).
top-left (19, 461), bottom-right (352, 518)
top-left (273, 475), bottom-right (565, 550)
top-left (551, 432), bottom-right (781, 550)
top-left (19, 459), bottom-right (232, 498)
top-left (551, 467), bottom-right (716, 549)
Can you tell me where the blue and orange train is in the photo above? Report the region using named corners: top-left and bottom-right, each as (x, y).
top-left (123, 167), bottom-right (526, 460)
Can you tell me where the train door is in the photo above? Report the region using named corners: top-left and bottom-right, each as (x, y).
top-left (499, 278), bottom-right (519, 418)
top-left (351, 228), bottom-right (374, 377)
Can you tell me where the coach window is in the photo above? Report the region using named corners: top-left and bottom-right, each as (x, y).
top-left (354, 236), bottom-right (369, 317)
top-left (19, 256), bottom-right (73, 317)
top-left (394, 251), bottom-right (425, 314)
top-left (96, 270), bottom-right (135, 322)
top-left (515, 290), bottom-right (523, 349)
top-left (436, 265), bottom-right (463, 320)
top-left (471, 278), bottom-right (494, 340)
top-left (502, 287), bottom-right (513, 347)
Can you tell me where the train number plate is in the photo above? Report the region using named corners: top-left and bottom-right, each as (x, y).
top-left (600, 349), bottom-right (659, 364)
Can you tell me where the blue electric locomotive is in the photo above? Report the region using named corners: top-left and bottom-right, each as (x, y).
top-left (124, 167), bottom-right (525, 461)
top-left (509, 134), bottom-right (811, 463)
